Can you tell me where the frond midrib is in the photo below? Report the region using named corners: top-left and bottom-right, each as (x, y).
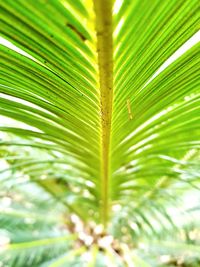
top-left (93, 0), bottom-right (113, 228)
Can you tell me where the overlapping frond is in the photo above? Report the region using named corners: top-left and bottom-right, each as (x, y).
top-left (0, 0), bottom-right (103, 222)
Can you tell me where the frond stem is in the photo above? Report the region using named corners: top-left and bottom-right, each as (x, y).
top-left (93, 0), bottom-right (113, 228)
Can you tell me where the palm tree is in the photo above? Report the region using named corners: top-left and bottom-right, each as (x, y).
top-left (0, 0), bottom-right (199, 266)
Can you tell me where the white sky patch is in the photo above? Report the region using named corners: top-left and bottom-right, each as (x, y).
top-left (0, 36), bottom-right (40, 63)
top-left (128, 133), bottom-right (158, 153)
top-left (114, 18), bottom-right (124, 38)
top-left (134, 144), bottom-right (152, 155)
top-left (0, 235), bottom-right (10, 249)
top-left (158, 155), bottom-right (187, 165)
top-left (182, 148), bottom-right (197, 161)
top-left (0, 84), bottom-right (52, 104)
top-left (85, 180), bottom-right (95, 188)
top-left (0, 92), bottom-right (57, 117)
top-left (0, 131), bottom-right (6, 139)
top-left (0, 115), bottom-right (43, 133)
top-left (121, 107), bottom-right (170, 144)
top-left (143, 30), bottom-right (200, 88)
top-left (0, 159), bottom-right (9, 171)
top-left (60, 0), bottom-right (83, 20)
top-left (113, 0), bottom-right (123, 14)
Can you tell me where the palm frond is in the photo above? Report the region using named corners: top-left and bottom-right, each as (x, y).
top-left (0, 0), bottom-right (199, 266)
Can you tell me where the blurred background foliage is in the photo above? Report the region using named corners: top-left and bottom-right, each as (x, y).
top-left (0, 131), bottom-right (200, 266)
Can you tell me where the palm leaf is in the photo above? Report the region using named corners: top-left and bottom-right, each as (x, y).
top-left (0, 0), bottom-right (199, 266)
